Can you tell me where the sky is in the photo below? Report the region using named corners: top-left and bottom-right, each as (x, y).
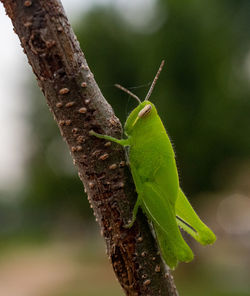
top-left (0, 4), bottom-right (28, 191)
top-left (0, 0), bottom-right (95, 191)
top-left (0, 0), bottom-right (156, 192)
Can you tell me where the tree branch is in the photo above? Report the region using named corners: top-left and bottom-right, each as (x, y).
top-left (0, 0), bottom-right (178, 295)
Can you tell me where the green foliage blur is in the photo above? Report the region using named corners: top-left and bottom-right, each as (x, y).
top-left (0, 0), bottom-right (250, 295)
top-left (75, 0), bottom-right (250, 194)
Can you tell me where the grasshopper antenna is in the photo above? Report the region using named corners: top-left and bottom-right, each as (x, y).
top-left (144, 60), bottom-right (165, 101)
top-left (115, 84), bottom-right (141, 104)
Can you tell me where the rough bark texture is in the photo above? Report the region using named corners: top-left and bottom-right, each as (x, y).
top-left (0, 1), bottom-right (178, 295)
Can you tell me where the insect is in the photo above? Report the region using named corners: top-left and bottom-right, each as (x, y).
top-left (90, 61), bottom-right (216, 269)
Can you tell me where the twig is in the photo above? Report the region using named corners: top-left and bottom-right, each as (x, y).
top-left (0, 1), bottom-right (178, 295)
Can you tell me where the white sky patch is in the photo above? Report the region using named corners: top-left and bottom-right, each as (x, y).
top-left (112, 0), bottom-right (164, 33)
top-left (0, 4), bottom-right (31, 191)
top-left (0, 1), bottom-right (93, 191)
top-left (0, 0), bottom-right (157, 192)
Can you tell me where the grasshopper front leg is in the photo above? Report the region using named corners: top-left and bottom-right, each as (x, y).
top-left (89, 130), bottom-right (130, 147)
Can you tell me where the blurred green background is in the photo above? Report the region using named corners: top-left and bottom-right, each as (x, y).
top-left (0, 0), bottom-right (250, 295)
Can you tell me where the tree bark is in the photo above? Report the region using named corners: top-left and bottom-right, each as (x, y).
top-left (0, 1), bottom-right (178, 295)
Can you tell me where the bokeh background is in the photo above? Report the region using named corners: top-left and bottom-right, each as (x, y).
top-left (0, 0), bottom-right (250, 295)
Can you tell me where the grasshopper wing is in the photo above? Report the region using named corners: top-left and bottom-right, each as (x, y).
top-left (140, 182), bottom-right (193, 269)
top-left (175, 189), bottom-right (216, 245)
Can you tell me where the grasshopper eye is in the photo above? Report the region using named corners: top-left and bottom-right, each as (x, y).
top-left (138, 104), bottom-right (152, 118)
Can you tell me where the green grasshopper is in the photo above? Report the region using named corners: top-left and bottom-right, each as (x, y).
top-left (90, 61), bottom-right (216, 269)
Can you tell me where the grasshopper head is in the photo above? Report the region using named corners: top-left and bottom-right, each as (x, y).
top-left (124, 101), bottom-right (157, 135)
